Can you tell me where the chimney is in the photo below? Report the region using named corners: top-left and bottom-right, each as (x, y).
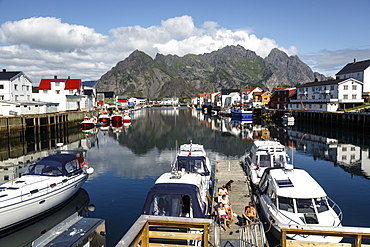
top-left (2, 69), bottom-right (6, 73)
top-left (68, 76), bottom-right (70, 79)
top-left (354, 58), bottom-right (357, 63)
top-left (54, 75), bottom-right (57, 79)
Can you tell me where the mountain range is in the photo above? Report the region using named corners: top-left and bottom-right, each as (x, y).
top-left (95, 45), bottom-right (327, 99)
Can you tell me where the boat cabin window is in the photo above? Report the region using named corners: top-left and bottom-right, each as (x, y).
top-left (258, 155), bottom-right (271, 167)
top-left (315, 197), bottom-right (329, 213)
top-left (149, 194), bottom-right (193, 217)
top-left (296, 199), bottom-right (315, 214)
top-left (65, 159), bottom-right (80, 173)
top-left (267, 185), bottom-right (276, 206)
top-left (278, 196), bottom-right (294, 212)
top-left (27, 164), bottom-right (63, 176)
top-left (274, 155), bottom-right (287, 167)
top-left (176, 158), bottom-right (208, 175)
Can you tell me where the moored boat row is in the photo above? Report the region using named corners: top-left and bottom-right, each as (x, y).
top-left (243, 139), bottom-right (343, 243)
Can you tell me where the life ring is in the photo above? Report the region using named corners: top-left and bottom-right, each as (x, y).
top-left (80, 162), bottom-right (88, 169)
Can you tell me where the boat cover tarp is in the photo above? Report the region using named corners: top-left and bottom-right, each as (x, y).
top-left (25, 154), bottom-right (82, 177)
top-left (142, 183), bottom-right (207, 218)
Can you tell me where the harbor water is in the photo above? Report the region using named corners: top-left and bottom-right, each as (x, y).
top-left (1, 107), bottom-right (370, 246)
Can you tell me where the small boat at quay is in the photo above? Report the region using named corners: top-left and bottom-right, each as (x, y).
top-left (282, 112), bottom-right (295, 124)
top-left (98, 110), bottom-right (110, 123)
top-left (231, 107), bottom-right (253, 121)
top-left (142, 171), bottom-right (211, 218)
top-left (0, 148), bottom-right (94, 231)
top-left (256, 167), bottom-right (343, 243)
top-left (142, 141), bottom-right (213, 218)
top-left (123, 112), bottom-right (131, 123)
top-left (243, 140), bottom-right (291, 187)
top-left (81, 116), bottom-right (97, 129)
top-left (110, 110), bottom-right (122, 122)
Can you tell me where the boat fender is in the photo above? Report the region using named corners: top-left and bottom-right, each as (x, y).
top-left (80, 162), bottom-right (88, 169)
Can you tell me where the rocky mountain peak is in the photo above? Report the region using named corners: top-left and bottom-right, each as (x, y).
top-left (95, 45), bottom-right (326, 99)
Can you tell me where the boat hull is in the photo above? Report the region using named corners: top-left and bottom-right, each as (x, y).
top-left (0, 174), bottom-right (88, 231)
top-left (231, 109), bottom-right (253, 121)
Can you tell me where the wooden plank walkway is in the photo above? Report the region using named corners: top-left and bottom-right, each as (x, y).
top-left (212, 160), bottom-right (252, 246)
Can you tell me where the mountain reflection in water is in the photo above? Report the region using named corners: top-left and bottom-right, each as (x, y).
top-left (1, 108), bottom-right (370, 246)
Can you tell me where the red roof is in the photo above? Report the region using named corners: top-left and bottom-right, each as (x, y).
top-left (38, 78), bottom-right (81, 90)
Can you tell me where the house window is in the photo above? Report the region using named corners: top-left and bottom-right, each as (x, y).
top-left (56, 90), bottom-right (60, 94)
top-left (331, 85), bottom-right (334, 90)
top-left (351, 155), bottom-right (356, 160)
top-left (69, 90), bottom-right (73, 94)
top-left (351, 147), bottom-right (355, 151)
top-left (14, 84), bottom-right (18, 90)
top-left (320, 105), bottom-right (323, 109)
top-left (0, 84), bottom-right (3, 89)
top-left (55, 82), bottom-right (60, 86)
top-left (342, 155), bottom-right (347, 160)
top-left (343, 94), bottom-right (348, 99)
top-left (342, 147), bottom-right (347, 151)
top-left (43, 90), bottom-right (48, 94)
top-left (344, 85), bottom-right (348, 90)
top-left (352, 85), bottom-right (357, 90)
top-left (312, 95), bottom-right (315, 99)
top-left (352, 94), bottom-right (357, 99)
top-left (0, 95), bottom-right (4, 100)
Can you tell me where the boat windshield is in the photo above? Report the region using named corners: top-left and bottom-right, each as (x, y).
top-left (258, 154), bottom-right (271, 167)
top-left (315, 197), bottom-right (330, 213)
top-left (26, 163), bottom-right (64, 176)
top-left (149, 194), bottom-right (192, 217)
top-left (176, 157), bottom-right (209, 176)
top-left (278, 196), bottom-right (294, 212)
top-left (296, 198), bottom-right (315, 214)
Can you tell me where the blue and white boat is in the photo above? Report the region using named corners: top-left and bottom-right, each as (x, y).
top-left (0, 149), bottom-right (94, 231)
top-left (231, 107), bottom-right (253, 121)
top-left (142, 141), bottom-right (213, 218)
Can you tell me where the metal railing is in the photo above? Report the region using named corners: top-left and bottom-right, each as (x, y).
top-left (239, 222), bottom-right (268, 247)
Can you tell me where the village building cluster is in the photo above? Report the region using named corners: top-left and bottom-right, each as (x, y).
top-left (0, 59), bottom-right (369, 116)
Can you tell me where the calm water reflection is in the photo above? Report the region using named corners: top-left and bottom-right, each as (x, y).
top-left (1, 108), bottom-right (370, 246)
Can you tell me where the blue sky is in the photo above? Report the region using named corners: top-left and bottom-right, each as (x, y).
top-left (1, 0), bottom-right (370, 84)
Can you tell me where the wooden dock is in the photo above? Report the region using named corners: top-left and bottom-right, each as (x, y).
top-left (212, 159), bottom-right (254, 246)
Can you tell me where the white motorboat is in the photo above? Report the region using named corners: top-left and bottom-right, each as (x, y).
top-left (256, 167), bottom-right (343, 243)
top-left (98, 110), bottom-right (110, 123)
top-left (81, 116), bottom-right (97, 129)
top-left (0, 150), bottom-right (94, 231)
top-left (282, 113), bottom-right (295, 124)
top-left (142, 141), bottom-right (213, 218)
top-left (243, 140), bottom-right (291, 187)
top-left (110, 110), bottom-right (122, 122)
top-left (142, 171), bottom-right (211, 218)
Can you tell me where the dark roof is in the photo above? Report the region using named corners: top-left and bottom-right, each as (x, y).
top-left (83, 89), bottom-right (94, 96)
top-left (296, 78), bottom-right (361, 88)
top-left (0, 71), bottom-right (22, 80)
top-left (336, 59), bottom-right (370, 75)
top-left (221, 89), bottom-right (240, 95)
top-left (82, 81), bottom-right (97, 87)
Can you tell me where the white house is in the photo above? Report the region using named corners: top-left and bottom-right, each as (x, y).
top-left (0, 101), bottom-right (59, 116)
top-left (0, 69), bottom-right (33, 102)
top-left (33, 76), bottom-right (87, 112)
top-left (288, 78), bottom-right (364, 112)
top-left (336, 59), bottom-right (370, 94)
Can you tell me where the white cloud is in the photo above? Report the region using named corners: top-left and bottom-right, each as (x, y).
top-left (0, 17), bottom-right (108, 52)
top-left (0, 15), bottom-right (306, 84)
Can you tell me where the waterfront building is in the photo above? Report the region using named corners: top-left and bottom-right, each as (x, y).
top-left (0, 69), bottom-right (48, 116)
top-left (0, 69), bottom-right (33, 102)
top-left (34, 76), bottom-right (88, 112)
top-left (268, 87), bottom-right (296, 110)
top-left (336, 58), bottom-right (370, 101)
top-left (288, 78), bottom-right (364, 111)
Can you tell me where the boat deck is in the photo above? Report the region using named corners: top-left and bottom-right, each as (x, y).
top-left (212, 160), bottom-right (256, 246)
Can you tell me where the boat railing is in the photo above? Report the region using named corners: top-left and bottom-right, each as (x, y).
top-left (327, 196), bottom-right (343, 225)
top-left (116, 215), bottom-right (213, 247)
top-left (239, 221), bottom-right (268, 247)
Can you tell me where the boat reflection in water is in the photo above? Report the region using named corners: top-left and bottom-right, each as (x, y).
top-left (0, 188), bottom-right (93, 246)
